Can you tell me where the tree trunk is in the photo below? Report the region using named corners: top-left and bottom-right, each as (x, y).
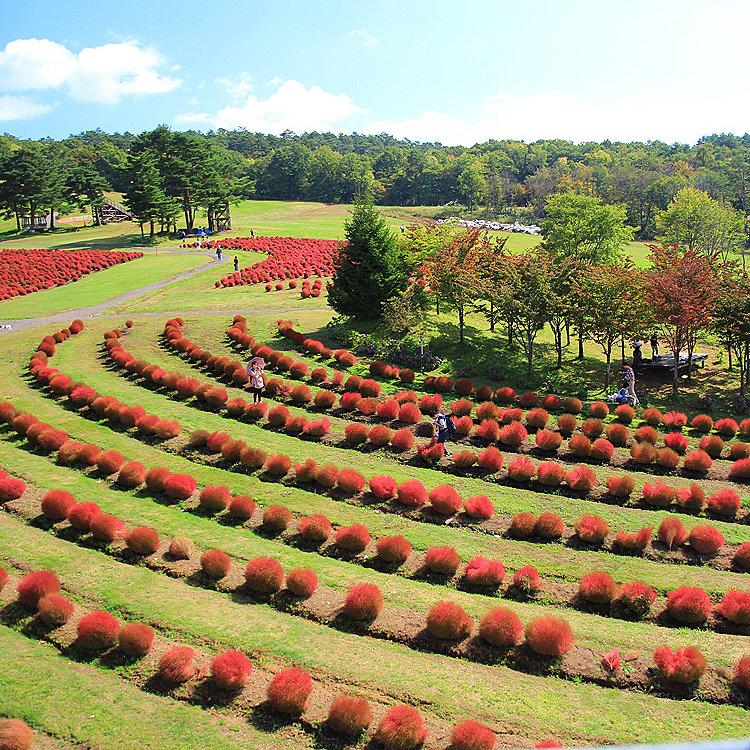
top-left (728, 339), bottom-right (733, 371)
top-left (605, 348), bottom-right (611, 391)
top-left (14, 212), bottom-right (20, 232)
top-left (565, 321), bottom-right (570, 347)
top-left (149, 220), bottom-right (155, 238)
top-left (489, 300), bottom-right (495, 332)
top-left (687, 342), bottom-right (695, 379)
top-left (672, 350), bottom-right (680, 396)
top-left (621, 336), bottom-right (625, 362)
top-left (527, 340), bottom-right (533, 377)
top-left (458, 304), bottom-right (464, 345)
top-left (507, 319), bottom-right (513, 347)
top-left (577, 327), bottom-right (584, 360)
top-left (48, 208), bottom-right (56, 230)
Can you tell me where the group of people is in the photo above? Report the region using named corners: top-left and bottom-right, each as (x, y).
top-left (633, 334), bottom-right (660, 366)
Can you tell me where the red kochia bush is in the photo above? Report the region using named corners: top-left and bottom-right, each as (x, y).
top-left (37, 594), bottom-right (74, 625)
top-left (475, 419), bottom-right (500, 442)
top-left (654, 645), bottom-right (707, 683)
top-left (535, 429), bottom-right (562, 451)
top-left (495, 387), bottom-right (516, 404)
top-left (391, 428), bottom-right (415, 451)
top-left (730, 457), bottom-right (750, 480)
top-left (525, 616), bottom-right (573, 656)
top-left (568, 434), bottom-right (591, 458)
top-left (336, 468), bottom-right (366, 495)
top-left (513, 566), bottom-right (541, 594)
top-left (642, 481), bottom-right (676, 508)
top-left (566, 465), bottom-right (597, 491)
top-left (0, 719), bottom-right (33, 750)
top-left (463, 494), bottom-right (494, 519)
top-left (211, 650), bottom-right (253, 690)
top-left (426, 601), bottom-right (473, 639)
top-left (477, 446), bottom-right (503, 472)
top-left (286, 567), bottom-right (318, 597)
top-left (534, 512), bottom-right (565, 539)
top-left (18, 570), bottom-right (60, 607)
top-left (717, 590), bottom-right (750, 624)
top-left (94, 450), bottom-right (124, 475)
top-left (734, 542), bottom-right (750, 571)
top-left (735, 654), bottom-right (750, 689)
top-left (499, 421), bottom-right (528, 446)
top-left (199, 485), bottom-right (231, 513)
top-left (158, 646), bottom-right (196, 684)
top-left (658, 516), bottom-right (688, 549)
top-left (77, 610), bottom-right (120, 649)
top-left (398, 402), bottom-right (422, 424)
top-left (262, 505), bottom-right (292, 533)
top-left (369, 474), bottom-right (397, 499)
top-left (336, 524), bottom-right (370, 552)
top-left (589, 401), bottom-right (610, 419)
top-left (683, 449), bottom-right (713, 472)
top-left (0, 475), bottom-right (26, 501)
top-left (145, 466), bottom-right (171, 493)
top-left (119, 622), bottom-right (155, 656)
top-left (429, 485), bottom-right (462, 515)
top-left (245, 556), bottom-right (284, 593)
top-left (464, 555), bottom-right (505, 586)
top-left (698, 435), bottom-right (724, 458)
top-left (707, 489), bottom-right (741, 517)
top-left (575, 514), bottom-right (609, 545)
top-left (557, 413), bottom-right (578, 434)
top-left (298, 514), bottom-right (332, 542)
top-left (343, 582), bottom-right (384, 620)
top-left (117, 461), bottom-right (146, 488)
top-left (618, 580), bottom-right (657, 618)
top-left (688, 524), bottom-right (724, 554)
top-left (425, 546), bottom-right (461, 575)
top-left (716, 417), bottom-right (739, 437)
top-left (526, 407), bottom-right (549, 428)
top-left (41, 490), bottom-right (76, 520)
top-left (581, 418), bottom-right (604, 438)
top-left (164, 473), bottom-right (197, 500)
top-left (126, 526), bottom-right (160, 555)
top-left (666, 586), bottom-right (712, 623)
top-left (200, 549), bottom-right (232, 579)
top-left (507, 455), bottom-right (536, 481)
top-left (90, 514), bottom-right (125, 543)
top-left (536, 462), bottom-right (566, 487)
top-left (375, 705), bottom-right (428, 750)
top-left (614, 526), bottom-right (653, 550)
top-left (327, 694), bottom-right (372, 736)
top-left (376, 535), bottom-right (412, 564)
top-left (590, 438), bottom-right (615, 463)
top-left (578, 572), bottom-right (618, 604)
top-left (479, 607), bottom-right (523, 647)
top-left (265, 453), bottom-right (291, 476)
top-left (607, 423), bottom-right (630, 446)
top-left (397, 479), bottom-right (428, 507)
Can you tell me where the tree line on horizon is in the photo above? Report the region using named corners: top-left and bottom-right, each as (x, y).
top-left (1, 126), bottom-right (750, 240)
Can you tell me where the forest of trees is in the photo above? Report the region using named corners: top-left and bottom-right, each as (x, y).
top-left (2, 126), bottom-right (750, 240)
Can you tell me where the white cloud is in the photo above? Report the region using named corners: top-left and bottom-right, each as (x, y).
top-left (0, 37), bottom-right (180, 107)
top-left (347, 29), bottom-right (378, 48)
top-left (176, 79), bottom-right (368, 133)
top-left (0, 94), bottom-right (55, 120)
top-left (216, 72), bottom-right (254, 104)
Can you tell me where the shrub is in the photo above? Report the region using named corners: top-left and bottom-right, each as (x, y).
top-left (357, 397), bottom-right (378, 416)
top-left (228, 495), bottom-right (256, 521)
top-left (535, 429), bottom-right (562, 451)
top-left (94, 450), bottom-right (124, 475)
top-left (327, 694), bottom-right (372, 736)
top-left (451, 398), bottom-right (474, 417)
top-left (426, 601), bottom-right (473, 639)
top-left (630, 441), bottom-right (656, 465)
top-left (118, 622), bottom-right (154, 656)
top-left (479, 607), bottom-right (523, 647)
top-left (375, 705), bottom-right (428, 750)
top-left (534, 512), bottom-right (565, 539)
top-left (158, 646), bottom-right (196, 685)
top-left (499, 421), bottom-right (528, 446)
top-left (495, 386), bottom-right (516, 404)
top-left (164, 473), bottom-right (197, 500)
top-left (614, 526), bottom-right (653, 551)
top-left (289, 384), bottom-right (313, 404)
top-left (634, 425), bottom-right (658, 444)
top-left (735, 654), bottom-right (750, 690)
top-left (311, 462), bottom-right (337, 489)
top-left (464, 555), bottom-right (505, 586)
top-left (244, 402), bottom-right (268, 421)
top-left (0, 719), bottom-right (33, 750)
top-left (526, 407), bottom-right (549, 429)
top-left (262, 506), bottom-right (292, 534)
top-left (126, 527), bottom-right (160, 556)
top-left (240, 446), bottom-right (268, 469)
top-left (524, 616), bottom-right (573, 656)
top-left (168, 536), bottom-right (195, 559)
top-left (265, 453), bottom-right (291, 476)
top-left (734, 542), bottom-right (750, 571)
top-left (376, 535), bottom-right (412, 564)
top-left (658, 516), bottom-right (688, 549)
top-left (419, 394), bottom-right (442, 414)
top-left (377, 399), bottom-right (400, 420)
top-left (663, 432), bottom-right (688, 453)
top-left (654, 645), bottom-right (707, 683)
top-left (298, 514), bottom-right (332, 542)
top-left (581, 418), bottom-right (604, 438)
top-left (666, 586), bottom-right (712, 623)
top-left (566, 465), bottom-right (597, 491)
top-left (336, 523), bottom-right (370, 552)
top-left (698, 435), bottom-right (724, 458)
top-left (344, 423), bottom-right (370, 445)
top-left (37, 593), bottom-right (74, 626)
top-left (562, 396), bottom-right (582, 413)
top-left (618, 580), bottom-right (657, 618)
top-left (607, 423), bottom-right (630, 446)
top-left (541, 394), bottom-right (561, 411)
top-left (477, 446), bottom-right (504, 472)
top-left (464, 494), bottom-right (494, 519)
top-left (614, 404), bottom-right (635, 423)
top-left (199, 485), bottom-right (231, 513)
top-left (513, 566), bottom-right (541, 594)
top-left (90, 514), bottom-right (126, 543)
top-left (0, 475), bottom-right (25, 501)
top-left (730, 442), bottom-right (750, 460)
top-left (730, 457), bottom-right (750, 480)
top-left (286, 567), bottom-right (318, 597)
top-left (707, 488), bottom-right (741, 517)
top-left (397, 479), bottom-right (428, 507)
top-left (336, 468), bottom-right (368, 496)
top-left (575, 514), bottom-right (609, 545)
top-left (717, 590), bottom-right (750, 624)
top-left (429, 485), bottom-right (462, 515)
top-left (557, 413), bottom-right (578, 434)
top-left (663, 410), bottom-right (688, 430)
top-left (588, 401), bottom-right (609, 419)
top-left (691, 414), bottom-right (714, 433)
top-left (475, 419), bottom-right (500, 442)
top-left (369, 475), bottom-right (398, 499)
top-left (267, 405), bottom-right (291, 428)
top-left (536, 462), bottom-right (566, 487)
top-left (211, 649), bottom-right (253, 691)
top-left (676, 482), bottom-right (706, 510)
top-left (117, 461), bottom-right (146, 489)
top-left (578, 572), bottom-right (618, 604)
top-left (200, 549), bottom-right (232, 579)
top-left (716, 417), bottom-right (739, 437)
top-left (145, 466), bottom-right (171, 493)
top-left (688, 524), bottom-right (724, 554)
top-left (244, 556), bottom-right (285, 594)
top-left (477, 402), bottom-right (500, 421)
top-left (641, 407), bottom-right (662, 426)
top-left (642, 481), bottom-right (676, 508)
top-left (343, 582), bottom-right (383, 620)
top-left (77, 610), bottom-right (120, 649)
top-left (590, 438), bottom-right (615, 462)
top-left (568, 434), bottom-right (591, 458)
top-left (453, 449), bottom-right (478, 468)
top-left (425, 546), bottom-right (461, 575)
top-left (507, 456), bottom-right (536, 481)
top-left (41, 490), bottom-right (76, 521)
top-left (36, 428), bottom-right (69, 452)
top-left (398, 402), bottom-right (422, 424)
top-left (518, 392), bottom-right (539, 408)
top-left (508, 512), bottom-right (536, 539)
top-left (303, 418), bottom-right (331, 438)
top-left (391, 428), bottom-right (415, 451)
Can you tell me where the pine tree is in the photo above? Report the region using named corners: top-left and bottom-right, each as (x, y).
top-left (328, 201), bottom-right (407, 318)
top-left (124, 152), bottom-right (176, 238)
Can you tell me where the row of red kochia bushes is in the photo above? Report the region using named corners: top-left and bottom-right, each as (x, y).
top-left (6, 566), bottom-right (510, 750)
top-left (14, 498), bottom-right (750, 703)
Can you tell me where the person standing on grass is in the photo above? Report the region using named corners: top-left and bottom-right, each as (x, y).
top-left (234, 256), bottom-right (239, 272)
top-left (248, 360), bottom-right (265, 403)
top-left (650, 333), bottom-right (659, 359)
top-left (433, 410), bottom-right (452, 458)
top-left (619, 362), bottom-right (638, 405)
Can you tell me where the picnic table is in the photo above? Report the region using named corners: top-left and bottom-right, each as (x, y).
top-left (633, 353), bottom-right (708, 372)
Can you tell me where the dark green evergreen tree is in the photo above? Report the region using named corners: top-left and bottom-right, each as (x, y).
top-left (328, 201), bottom-right (407, 318)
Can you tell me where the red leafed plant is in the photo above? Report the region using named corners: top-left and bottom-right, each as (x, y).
top-left (683, 449), bottom-right (713, 472)
top-left (499, 421), bottom-right (528, 446)
top-left (601, 650), bottom-right (621, 672)
top-left (376, 535), bottom-right (412, 564)
top-left (716, 589), bottom-right (750, 625)
top-left (614, 525), bottom-right (653, 551)
top-left (733, 654), bottom-right (750, 689)
top-left (0, 719), bottom-right (33, 750)
top-left (77, 610), bottom-right (120, 650)
top-left (211, 649), bottom-right (253, 690)
top-left (336, 468), bottom-right (366, 495)
top-left (397, 479), bottom-right (429, 507)
top-left (606, 423), bottom-right (630, 446)
top-left (507, 455), bottom-right (536, 481)
top-left (688, 524), bottom-right (724, 554)
top-left (707, 489), bottom-right (741, 517)
top-left (391, 428), bottom-right (415, 451)
top-left (262, 505), bottom-right (292, 533)
top-left (118, 622), bottom-right (155, 656)
top-left (37, 594), bottom-right (74, 626)
top-left (464, 555), bottom-right (505, 586)
top-left (200, 549), bottom-right (232, 579)
top-left (375, 705), bottom-right (428, 750)
top-left (513, 566), bottom-right (541, 594)
top-left (524, 616), bottom-right (574, 656)
top-left (463, 494), bottom-right (494, 519)
top-left (657, 516), bottom-right (688, 549)
top-left (568, 434), bottom-right (591, 458)
top-left (566, 465), bottom-right (597, 491)
top-left (479, 606), bottom-right (523, 647)
top-left (429, 484), bottom-right (462, 515)
top-left (676, 482), bottom-right (706, 510)
top-left (578, 571), bottom-right (618, 604)
top-left (574, 514), bottom-right (609, 545)
top-left (666, 586), bottom-right (712, 623)
top-left (642, 481), bottom-right (676, 508)
top-left (715, 417), bottom-right (739, 437)
top-left (199, 485), bottom-right (231, 513)
top-left (67, 501), bottom-right (101, 531)
top-left (335, 523), bottom-right (370, 552)
top-left (164, 473), bottom-right (197, 500)
top-left (18, 570), bottom-right (60, 608)
top-left (425, 545), bottom-right (461, 575)
top-left (536, 462), bottom-right (566, 487)
top-left (369, 474), bottom-right (397, 499)
top-left (244, 557), bottom-right (284, 593)
top-left (286, 567), bottom-right (318, 597)
top-left (653, 645), bottom-right (707, 683)
top-left (265, 453), bottom-right (292, 476)
top-left (343, 582), bottom-right (383, 620)
top-left (663, 432), bottom-right (688, 453)
top-left (327, 694), bottom-right (372, 736)
top-left (90, 514), bottom-right (126, 543)
top-left (41, 490), bottom-right (77, 521)
top-left (159, 646), bottom-right (196, 685)
top-left (474, 419), bottom-right (500, 442)
top-left (534, 512), bottom-right (565, 539)
top-left (126, 527), bottom-right (160, 556)
top-left (426, 601), bottom-right (473, 640)
top-left (734, 542), bottom-right (750, 571)
top-left (535, 429), bottom-right (562, 451)
top-left (618, 580), bottom-right (657, 618)
top-left (698, 435), bottom-right (724, 458)
top-left (477, 446), bottom-right (504, 472)
top-left (298, 514), bottom-right (332, 542)
top-left (590, 438), bottom-right (615, 463)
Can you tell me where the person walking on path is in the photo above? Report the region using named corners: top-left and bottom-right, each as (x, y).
top-left (216, 246), bottom-right (222, 261)
top-left (233, 256), bottom-right (239, 272)
top-left (247, 356), bottom-right (265, 403)
top-left (433, 410), bottom-right (453, 458)
top-left (619, 362), bottom-right (638, 405)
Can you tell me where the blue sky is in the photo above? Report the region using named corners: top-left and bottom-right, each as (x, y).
top-left (2, 0), bottom-right (749, 146)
